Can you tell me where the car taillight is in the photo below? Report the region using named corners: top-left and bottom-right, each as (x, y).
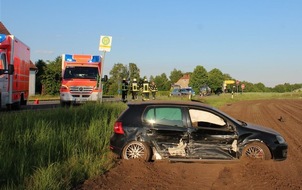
top-left (114, 121), bottom-right (124, 134)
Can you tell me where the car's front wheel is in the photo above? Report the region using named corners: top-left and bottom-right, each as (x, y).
top-left (241, 142), bottom-right (272, 160)
top-left (122, 141), bottom-right (151, 161)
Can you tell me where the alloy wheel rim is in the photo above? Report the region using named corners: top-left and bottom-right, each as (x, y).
top-left (245, 146), bottom-right (265, 159)
top-left (126, 143), bottom-right (145, 159)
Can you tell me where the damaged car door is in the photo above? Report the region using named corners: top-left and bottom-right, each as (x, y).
top-left (143, 106), bottom-right (189, 159)
top-left (187, 108), bottom-right (238, 160)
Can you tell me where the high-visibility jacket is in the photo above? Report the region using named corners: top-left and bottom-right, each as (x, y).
top-left (142, 82), bottom-right (150, 93)
top-left (131, 82), bottom-right (139, 91)
top-left (122, 81), bottom-right (128, 91)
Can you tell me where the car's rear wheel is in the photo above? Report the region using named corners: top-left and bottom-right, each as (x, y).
top-left (242, 142), bottom-right (271, 160)
top-left (122, 141), bottom-right (151, 161)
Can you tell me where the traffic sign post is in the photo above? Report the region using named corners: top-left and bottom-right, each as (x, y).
top-left (98, 35), bottom-right (112, 103)
top-left (241, 83), bottom-right (245, 93)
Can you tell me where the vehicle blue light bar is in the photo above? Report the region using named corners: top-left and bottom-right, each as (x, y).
top-left (65, 54), bottom-right (76, 62)
top-left (89, 56), bottom-right (100, 63)
top-left (0, 34), bottom-right (7, 43)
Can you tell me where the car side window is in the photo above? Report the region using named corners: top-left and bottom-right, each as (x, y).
top-left (145, 107), bottom-right (183, 127)
top-left (0, 53), bottom-right (7, 77)
top-left (189, 109), bottom-right (226, 128)
top-left (0, 57), bottom-right (3, 70)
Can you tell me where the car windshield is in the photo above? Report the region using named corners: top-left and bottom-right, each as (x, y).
top-left (63, 67), bottom-right (99, 79)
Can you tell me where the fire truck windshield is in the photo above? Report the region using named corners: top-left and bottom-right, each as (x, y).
top-left (64, 67), bottom-right (99, 79)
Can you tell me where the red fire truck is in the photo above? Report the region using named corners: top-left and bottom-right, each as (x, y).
top-left (60, 54), bottom-right (107, 106)
top-left (0, 34), bottom-right (30, 110)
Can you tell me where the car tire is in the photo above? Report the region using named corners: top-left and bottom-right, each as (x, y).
top-left (241, 142), bottom-right (272, 160)
top-left (122, 141), bottom-right (151, 161)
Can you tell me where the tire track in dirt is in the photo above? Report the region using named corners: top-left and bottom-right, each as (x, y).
top-left (264, 100), bottom-right (302, 189)
top-left (256, 100), bottom-right (302, 189)
top-left (221, 99), bottom-right (302, 190)
top-left (262, 100), bottom-right (302, 158)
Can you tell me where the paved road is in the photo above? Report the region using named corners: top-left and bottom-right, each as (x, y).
top-left (26, 100), bottom-right (61, 110)
top-left (0, 101), bottom-right (60, 112)
top-left (1, 98), bottom-right (119, 112)
top-left (25, 98), bottom-right (119, 110)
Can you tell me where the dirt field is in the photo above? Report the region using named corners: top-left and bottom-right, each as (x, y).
top-left (78, 99), bottom-right (302, 190)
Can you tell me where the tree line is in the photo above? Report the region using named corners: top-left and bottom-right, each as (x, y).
top-left (35, 56), bottom-right (302, 95)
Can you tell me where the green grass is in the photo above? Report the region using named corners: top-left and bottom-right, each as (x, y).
top-left (0, 102), bottom-right (126, 190)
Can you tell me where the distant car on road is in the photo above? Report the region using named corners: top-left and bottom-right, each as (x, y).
top-left (180, 87), bottom-right (195, 96)
top-left (199, 85), bottom-right (211, 96)
top-left (110, 100), bottom-right (288, 162)
top-left (170, 88), bottom-right (181, 96)
top-left (170, 88), bottom-right (195, 97)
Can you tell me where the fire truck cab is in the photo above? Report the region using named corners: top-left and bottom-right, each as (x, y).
top-left (60, 54), bottom-right (106, 106)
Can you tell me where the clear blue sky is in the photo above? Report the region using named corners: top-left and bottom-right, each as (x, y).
top-left (1, 0), bottom-right (301, 87)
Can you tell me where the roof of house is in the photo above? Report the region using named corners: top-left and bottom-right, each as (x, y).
top-left (30, 61), bottom-right (38, 70)
top-left (180, 73), bottom-right (190, 80)
top-left (0, 22), bottom-right (11, 35)
top-left (173, 73), bottom-right (191, 88)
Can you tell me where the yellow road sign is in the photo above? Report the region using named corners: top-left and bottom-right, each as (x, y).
top-left (224, 80), bottom-right (235, 84)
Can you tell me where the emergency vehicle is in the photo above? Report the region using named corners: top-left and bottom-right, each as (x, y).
top-left (0, 34), bottom-right (30, 109)
top-left (60, 54), bottom-right (106, 106)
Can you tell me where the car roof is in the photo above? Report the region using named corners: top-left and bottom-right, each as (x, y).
top-left (181, 88), bottom-right (194, 90)
top-left (127, 100), bottom-right (213, 109)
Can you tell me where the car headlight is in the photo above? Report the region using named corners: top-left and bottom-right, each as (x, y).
top-left (276, 135), bottom-right (285, 144)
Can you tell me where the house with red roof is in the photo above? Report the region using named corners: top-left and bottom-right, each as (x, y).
top-left (174, 73), bottom-right (191, 88)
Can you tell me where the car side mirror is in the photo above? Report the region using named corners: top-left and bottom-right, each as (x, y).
top-left (8, 64), bottom-right (14, 75)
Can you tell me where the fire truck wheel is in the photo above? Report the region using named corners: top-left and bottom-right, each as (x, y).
top-left (20, 94), bottom-right (27, 105)
top-left (60, 101), bottom-right (71, 107)
top-left (60, 101), bottom-right (66, 107)
top-left (12, 101), bottom-right (21, 110)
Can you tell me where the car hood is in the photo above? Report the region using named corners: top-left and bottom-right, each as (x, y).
top-left (245, 122), bottom-right (280, 135)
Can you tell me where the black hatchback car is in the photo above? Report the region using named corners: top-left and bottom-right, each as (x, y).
top-left (110, 101), bottom-right (287, 162)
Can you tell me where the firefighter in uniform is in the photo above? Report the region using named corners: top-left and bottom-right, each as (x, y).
top-left (121, 78), bottom-right (128, 102)
top-left (141, 78), bottom-right (150, 101)
top-left (149, 81), bottom-right (158, 100)
top-left (130, 78), bottom-right (139, 100)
